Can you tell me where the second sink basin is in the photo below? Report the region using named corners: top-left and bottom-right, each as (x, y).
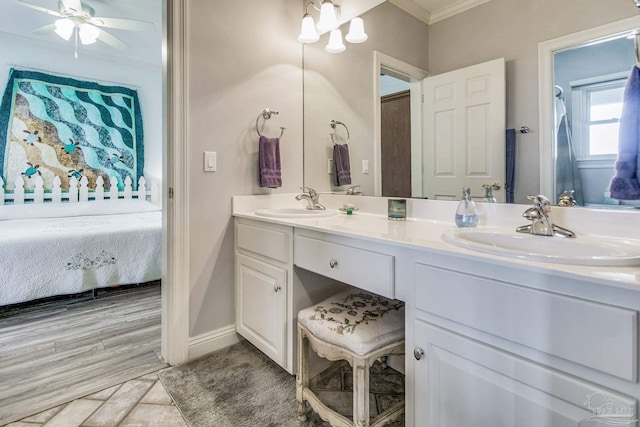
top-left (442, 228), bottom-right (640, 266)
top-left (255, 208), bottom-right (337, 218)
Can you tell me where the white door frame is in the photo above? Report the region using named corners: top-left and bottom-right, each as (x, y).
top-left (373, 51), bottom-right (428, 197)
top-left (161, 0), bottom-right (190, 366)
top-left (538, 15), bottom-right (640, 198)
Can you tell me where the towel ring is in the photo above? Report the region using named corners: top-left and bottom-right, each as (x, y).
top-left (256, 108), bottom-right (285, 138)
top-left (330, 120), bottom-right (350, 144)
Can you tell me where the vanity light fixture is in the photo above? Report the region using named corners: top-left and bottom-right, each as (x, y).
top-left (298, 1), bottom-right (368, 53)
top-left (318, 0), bottom-right (338, 32)
top-left (345, 17), bottom-right (367, 43)
top-left (325, 29), bottom-right (346, 53)
top-left (298, 12), bottom-right (320, 43)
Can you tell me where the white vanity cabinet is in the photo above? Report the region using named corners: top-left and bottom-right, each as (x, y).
top-left (235, 218), bottom-right (348, 374)
top-left (407, 256), bottom-right (640, 427)
top-left (232, 200), bottom-right (640, 427)
top-left (235, 219), bottom-right (290, 369)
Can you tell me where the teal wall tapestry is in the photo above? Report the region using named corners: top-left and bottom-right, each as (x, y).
top-left (0, 68), bottom-right (144, 190)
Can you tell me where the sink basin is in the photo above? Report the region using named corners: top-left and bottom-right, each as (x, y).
top-left (441, 228), bottom-right (640, 266)
top-left (255, 208), bottom-right (337, 218)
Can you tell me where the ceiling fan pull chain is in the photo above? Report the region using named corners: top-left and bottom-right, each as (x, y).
top-left (74, 27), bottom-right (78, 59)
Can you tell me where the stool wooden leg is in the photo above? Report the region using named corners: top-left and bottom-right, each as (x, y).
top-left (353, 359), bottom-right (370, 427)
top-left (296, 325), bottom-right (309, 422)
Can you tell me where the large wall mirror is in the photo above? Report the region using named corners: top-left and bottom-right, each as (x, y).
top-left (303, 0), bottom-right (640, 208)
top-left (302, 1), bottom-right (428, 197)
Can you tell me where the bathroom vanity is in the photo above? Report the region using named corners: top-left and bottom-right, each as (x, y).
top-left (233, 194), bottom-right (640, 427)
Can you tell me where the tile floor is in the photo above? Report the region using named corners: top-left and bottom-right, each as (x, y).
top-left (7, 372), bottom-right (187, 427)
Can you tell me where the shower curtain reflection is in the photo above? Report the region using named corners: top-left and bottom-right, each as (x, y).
top-left (554, 85), bottom-right (584, 206)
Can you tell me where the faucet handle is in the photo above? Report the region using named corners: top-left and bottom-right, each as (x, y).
top-left (346, 185), bottom-right (361, 195)
top-left (526, 195), bottom-right (552, 212)
top-left (300, 187), bottom-right (319, 201)
top-left (300, 186), bottom-right (317, 196)
top-left (558, 190), bottom-right (578, 207)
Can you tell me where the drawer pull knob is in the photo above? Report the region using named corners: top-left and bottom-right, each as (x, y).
top-left (329, 259), bottom-right (338, 268)
top-left (414, 347), bottom-right (425, 361)
top-left (274, 285), bottom-right (281, 292)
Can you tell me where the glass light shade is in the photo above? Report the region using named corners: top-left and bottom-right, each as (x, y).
top-left (298, 14), bottom-right (319, 43)
top-left (54, 18), bottom-right (74, 41)
top-left (317, 0), bottom-right (337, 32)
top-left (325, 29), bottom-right (345, 53)
top-left (345, 17), bottom-right (368, 43)
top-left (79, 24), bottom-right (99, 45)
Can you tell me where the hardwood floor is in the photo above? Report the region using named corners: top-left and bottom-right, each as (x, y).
top-left (0, 283), bottom-right (166, 426)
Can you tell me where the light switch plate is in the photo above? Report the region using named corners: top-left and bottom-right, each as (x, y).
top-left (362, 159), bottom-right (369, 174)
top-left (328, 158), bottom-right (334, 174)
top-left (204, 151), bottom-right (217, 172)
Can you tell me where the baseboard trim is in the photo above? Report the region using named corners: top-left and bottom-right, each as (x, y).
top-left (188, 325), bottom-right (241, 361)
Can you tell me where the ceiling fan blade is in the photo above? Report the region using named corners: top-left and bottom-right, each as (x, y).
top-left (15, 0), bottom-right (62, 17)
top-left (59, 0), bottom-right (82, 13)
top-left (32, 23), bottom-right (57, 36)
top-left (96, 28), bottom-right (128, 50)
top-left (90, 17), bottom-right (155, 32)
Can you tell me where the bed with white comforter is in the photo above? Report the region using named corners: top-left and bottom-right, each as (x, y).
top-left (0, 200), bottom-right (162, 306)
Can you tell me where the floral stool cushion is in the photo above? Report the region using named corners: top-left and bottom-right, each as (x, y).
top-left (297, 290), bottom-right (405, 356)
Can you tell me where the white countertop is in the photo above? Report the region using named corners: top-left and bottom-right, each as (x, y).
top-left (232, 194), bottom-right (640, 292)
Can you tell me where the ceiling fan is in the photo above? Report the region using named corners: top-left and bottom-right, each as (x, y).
top-left (16, 0), bottom-right (156, 58)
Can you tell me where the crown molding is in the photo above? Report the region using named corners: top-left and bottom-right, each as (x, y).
top-left (429, 0), bottom-right (492, 24)
top-left (388, 0), bottom-right (431, 25)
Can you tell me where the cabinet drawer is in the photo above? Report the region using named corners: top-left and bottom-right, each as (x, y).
top-left (236, 221), bottom-right (289, 263)
top-left (294, 234), bottom-right (394, 298)
top-left (415, 263), bottom-right (638, 382)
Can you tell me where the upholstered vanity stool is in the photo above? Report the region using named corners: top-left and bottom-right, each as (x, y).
top-left (296, 289), bottom-right (405, 427)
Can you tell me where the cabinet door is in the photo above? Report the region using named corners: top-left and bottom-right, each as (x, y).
top-left (413, 320), bottom-right (637, 427)
top-left (236, 253), bottom-right (286, 367)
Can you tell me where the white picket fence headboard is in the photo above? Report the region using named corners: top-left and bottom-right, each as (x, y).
top-left (0, 175), bottom-right (160, 206)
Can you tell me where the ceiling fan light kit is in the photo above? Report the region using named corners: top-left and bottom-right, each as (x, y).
top-left (54, 18), bottom-right (74, 40)
top-left (17, 0), bottom-right (156, 58)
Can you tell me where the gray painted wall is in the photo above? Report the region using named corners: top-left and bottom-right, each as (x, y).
top-left (428, 0), bottom-right (638, 203)
top-left (187, 0), bottom-right (303, 337)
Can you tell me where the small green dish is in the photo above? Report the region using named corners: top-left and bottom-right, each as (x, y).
top-left (338, 207), bottom-right (359, 215)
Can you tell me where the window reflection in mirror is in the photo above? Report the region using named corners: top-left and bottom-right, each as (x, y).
top-left (553, 35), bottom-right (639, 208)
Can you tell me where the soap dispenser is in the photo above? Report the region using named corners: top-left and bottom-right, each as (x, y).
top-left (455, 187), bottom-right (479, 228)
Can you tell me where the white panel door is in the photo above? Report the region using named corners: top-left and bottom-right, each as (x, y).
top-left (423, 58), bottom-right (506, 201)
top-left (413, 320), bottom-right (638, 427)
top-left (235, 253), bottom-right (286, 367)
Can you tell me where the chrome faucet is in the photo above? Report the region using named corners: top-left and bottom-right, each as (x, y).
top-left (516, 195), bottom-right (575, 238)
top-left (295, 187), bottom-right (325, 210)
top-left (345, 185), bottom-right (364, 196)
top-left (482, 184), bottom-right (497, 203)
top-left (557, 190), bottom-right (578, 207)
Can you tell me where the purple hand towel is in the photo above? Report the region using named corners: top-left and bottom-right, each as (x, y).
top-left (259, 135), bottom-right (282, 188)
top-left (609, 66), bottom-right (640, 200)
top-left (332, 143), bottom-right (351, 186)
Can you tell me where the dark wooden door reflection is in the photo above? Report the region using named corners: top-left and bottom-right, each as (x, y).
top-left (381, 90), bottom-right (411, 198)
